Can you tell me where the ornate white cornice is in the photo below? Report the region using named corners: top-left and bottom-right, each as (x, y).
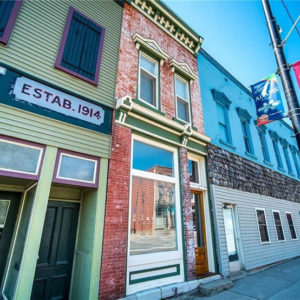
top-left (169, 58), bottom-right (198, 83)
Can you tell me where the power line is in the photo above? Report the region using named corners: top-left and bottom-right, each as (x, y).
top-left (280, 0), bottom-right (300, 39)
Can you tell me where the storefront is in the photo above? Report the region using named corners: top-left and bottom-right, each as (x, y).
top-left (0, 64), bottom-right (112, 299)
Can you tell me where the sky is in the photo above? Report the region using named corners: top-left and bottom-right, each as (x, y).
top-left (164, 0), bottom-right (300, 101)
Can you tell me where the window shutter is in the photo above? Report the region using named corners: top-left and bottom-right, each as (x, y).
top-left (61, 11), bottom-right (102, 81)
top-left (0, 1), bottom-right (15, 37)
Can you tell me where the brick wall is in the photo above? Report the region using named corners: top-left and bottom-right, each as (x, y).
top-left (99, 122), bottom-right (132, 300)
top-left (115, 3), bottom-right (204, 133)
top-left (207, 144), bottom-right (300, 202)
top-left (179, 147), bottom-right (196, 280)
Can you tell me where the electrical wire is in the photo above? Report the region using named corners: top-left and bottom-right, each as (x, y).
top-left (280, 0), bottom-right (300, 39)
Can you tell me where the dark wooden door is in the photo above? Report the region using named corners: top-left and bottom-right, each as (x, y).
top-left (31, 200), bottom-right (79, 300)
top-left (0, 192), bottom-right (22, 284)
top-left (191, 192), bottom-right (208, 275)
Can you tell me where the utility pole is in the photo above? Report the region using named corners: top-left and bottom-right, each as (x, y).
top-left (261, 0), bottom-right (300, 151)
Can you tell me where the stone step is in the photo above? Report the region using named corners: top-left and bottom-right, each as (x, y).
top-left (197, 278), bottom-right (233, 297)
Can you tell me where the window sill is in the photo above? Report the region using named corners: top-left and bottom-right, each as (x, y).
top-left (245, 151), bottom-right (257, 160)
top-left (173, 117), bottom-right (191, 126)
top-left (219, 139), bottom-right (236, 150)
top-left (278, 167), bottom-right (286, 172)
top-left (288, 171), bottom-right (295, 176)
top-left (134, 98), bottom-right (165, 116)
top-left (263, 160), bottom-right (273, 167)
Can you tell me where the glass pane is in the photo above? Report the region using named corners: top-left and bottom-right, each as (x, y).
top-left (140, 54), bottom-right (156, 75)
top-left (256, 210), bottom-right (269, 242)
top-left (133, 141), bottom-right (174, 176)
top-left (286, 213), bottom-right (297, 239)
top-left (175, 77), bottom-right (187, 99)
top-left (140, 70), bottom-right (156, 106)
top-left (0, 140), bottom-right (41, 174)
top-left (188, 160), bottom-right (199, 183)
top-left (0, 200), bottom-right (10, 228)
top-left (177, 97), bottom-right (189, 122)
top-left (191, 193), bottom-right (204, 248)
top-left (130, 177), bottom-right (177, 255)
top-left (273, 212), bottom-right (284, 241)
top-left (223, 208), bottom-right (237, 256)
top-left (58, 154), bottom-right (96, 182)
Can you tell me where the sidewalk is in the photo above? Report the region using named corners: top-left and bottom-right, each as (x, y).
top-left (170, 257), bottom-right (300, 300)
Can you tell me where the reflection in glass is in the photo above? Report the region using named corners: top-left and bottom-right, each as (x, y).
top-left (0, 140), bottom-right (41, 174)
top-left (177, 98), bottom-right (189, 122)
top-left (223, 208), bottom-right (237, 258)
top-left (175, 77), bottom-right (187, 99)
top-left (273, 211), bottom-right (284, 241)
top-left (58, 154), bottom-right (96, 182)
top-left (191, 193), bottom-right (204, 248)
top-left (188, 160), bottom-right (199, 183)
top-left (130, 177), bottom-right (177, 255)
top-left (140, 70), bottom-right (156, 106)
top-left (140, 55), bottom-right (157, 75)
top-left (133, 141), bottom-right (174, 176)
top-left (256, 209), bottom-right (269, 242)
top-left (286, 213), bottom-right (297, 239)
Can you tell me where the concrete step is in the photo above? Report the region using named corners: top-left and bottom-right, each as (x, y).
top-left (197, 278), bottom-right (233, 297)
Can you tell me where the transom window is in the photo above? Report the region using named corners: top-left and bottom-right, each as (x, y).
top-left (255, 208), bottom-right (270, 243)
top-left (188, 159), bottom-right (199, 183)
top-left (272, 211), bottom-right (285, 241)
top-left (175, 75), bottom-right (190, 123)
top-left (138, 52), bottom-right (158, 108)
top-left (286, 212), bottom-right (297, 240)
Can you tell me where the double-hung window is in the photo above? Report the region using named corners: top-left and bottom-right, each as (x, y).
top-left (272, 210), bottom-right (285, 241)
top-left (255, 208), bottom-right (270, 243)
top-left (290, 146), bottom-right (300, 177)
top-left (138, 52), bottom-right (158, 108)
top-left (270, 131), bottom-right (284, 170)
top-left (0, 0), bottom-right (22, 44)
top-left (257, 126), bottom-right (271, 163)
top-left (175, 75), bottom-right (190, 123)
top-left (286, 212), bottom-right (297, 240)
top-left (55, 7), bottom-right (105, 85)
top-left (281, 140), bottom-right (293, 174)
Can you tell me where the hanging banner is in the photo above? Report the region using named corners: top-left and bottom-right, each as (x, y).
top-left (292, 61), bottom-right (300, 90)
top-left (250, 74), bottom-right (285, 126)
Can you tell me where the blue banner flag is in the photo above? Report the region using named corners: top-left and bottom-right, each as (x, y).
top-left (250, 74), bottom-right (285, 126)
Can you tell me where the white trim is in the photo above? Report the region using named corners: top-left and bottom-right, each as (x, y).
top-left (285, 211), bottom-right (298, 240)
top-left (255, 207), bottom-right (271, 244)
top-left (0, 138), bottom-right (44, 176)
top-left (56, 153), bottom-right (98, 184)
top-left (138, 52), bottom-right (159, 109)
top-left (272, 210), bottom-right (286, 242)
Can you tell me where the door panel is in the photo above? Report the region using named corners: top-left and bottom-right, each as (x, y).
top-left (32, 201), bottom-right (79, 300)
top-left (191, 192), bottom-right (208, 275)
top-left (0, 192), bottom-right (22, 285)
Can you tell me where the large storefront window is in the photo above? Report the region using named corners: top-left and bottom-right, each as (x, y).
top-left (130, 138), bottom-right (179, 256)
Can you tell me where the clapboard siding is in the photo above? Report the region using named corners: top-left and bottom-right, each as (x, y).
top-left (0, 104), bottom-right (111, 158)
top-left (212, 185), bottom-right (300, 276)
top-left (0, 0), bottom-right (122, 108)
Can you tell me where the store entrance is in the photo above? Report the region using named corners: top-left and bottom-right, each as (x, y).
top-left (0, 191), bottom-right (22, 285)
top-left (191, 192), bottom-right (208, 275)
top-left (31, 200), bottom-right (79, 300)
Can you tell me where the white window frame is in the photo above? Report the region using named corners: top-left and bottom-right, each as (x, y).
top-left (272, 210), bottom-right (285, 242)
top-left (175, 74), bottom-right (191, 124)
top-left (285, 211), bottom-right (298, 240)
top-left (128, 134), bottom-right (183, 266)
top-left (188, 153), bottom-right (207, 191)
top-left (138, 51), bottom-right (159, 109)
top-left (255, 208), bottom-right (271, 244)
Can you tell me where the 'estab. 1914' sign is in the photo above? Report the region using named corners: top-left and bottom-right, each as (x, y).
top-left (0, 64), bottom-right (112, 134)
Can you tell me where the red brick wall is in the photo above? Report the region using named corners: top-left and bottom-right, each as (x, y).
top-left (115, 3), bottom-right (204, 133)
top-left (99, 121), bottom-right (132, 300)
top-left (179, 147), bottom-right (196, 280)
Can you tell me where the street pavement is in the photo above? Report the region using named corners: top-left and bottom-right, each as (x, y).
top-left (172, 257), bottom-right (300, 300)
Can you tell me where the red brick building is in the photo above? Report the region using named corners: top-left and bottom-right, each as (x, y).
top-left (100, 1), bottom-right (216, 298)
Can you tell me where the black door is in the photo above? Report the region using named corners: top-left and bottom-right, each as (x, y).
top-left (31, 200), bottom-right (80, 300)
top-left (0, 192), bottom-right (22, 284)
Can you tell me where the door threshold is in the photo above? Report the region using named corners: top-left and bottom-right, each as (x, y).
top-left (196, 271), bottom-right (219, 279)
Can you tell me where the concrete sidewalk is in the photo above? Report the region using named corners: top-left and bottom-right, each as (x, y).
top-left (171, 257), bottom-right (300, 300)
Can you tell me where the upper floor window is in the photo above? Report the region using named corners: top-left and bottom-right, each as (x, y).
top-left (257, 126), bottom-right (271, 163)
top-left (269, 131), bottom-right (284, 170)
top-left (290, 146), bottom-right (300, 177)
top-left (175, 74), bottom-right (190, 123)
top-left (138, 52), bottom-right (158, 108)
top-left (280, 140), bottom-right (293, 174)
top-left (55, 7), bottom-right (105, 85)
top-left (211, 89), bottom-right (232, 146)
top-left (286, 212), bottom-right (297, 240)
top-left (0, 0), bottom-right (22, 45)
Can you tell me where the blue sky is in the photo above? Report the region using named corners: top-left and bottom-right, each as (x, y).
top-left (164, 0), bottom-right (300, 99)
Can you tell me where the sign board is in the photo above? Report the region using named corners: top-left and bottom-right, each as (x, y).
top-left (0, 64), bottom-right (112, 134)
top-left (250, 74), bottom-right (285, 126)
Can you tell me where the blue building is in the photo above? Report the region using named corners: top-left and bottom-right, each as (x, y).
top-left (198, 49), bottom-right (300, 277)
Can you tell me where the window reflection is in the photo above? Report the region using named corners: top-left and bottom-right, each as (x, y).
top-left (130, 177), bottom-right (177, 255)
top-left (188, 159), bottom-right (199, 183)
top-left (133, 141), bottom-right (174, 176)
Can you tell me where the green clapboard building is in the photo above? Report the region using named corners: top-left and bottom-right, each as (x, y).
top-left (0, 1), bottom-right (122, 299)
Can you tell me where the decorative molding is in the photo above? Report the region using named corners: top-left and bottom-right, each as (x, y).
top-left (211, 89), bottom-right (231, 108)
top-left (169, 59), bottom-right (197, 83)
top-left (133, 33), bottom-right (169, 65)
top-left (269, 130), bottom-right (280, 140)
top-left (116, 95), bottom-right (133, 123)
top-left (236, 107), bottom-right (252, 121)
top-left (256, 124), bottom-right (267, 133)
top-left (130, 0), bottom-right (203, 55)
top-left (280, 138), bottom-right (288, 147)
